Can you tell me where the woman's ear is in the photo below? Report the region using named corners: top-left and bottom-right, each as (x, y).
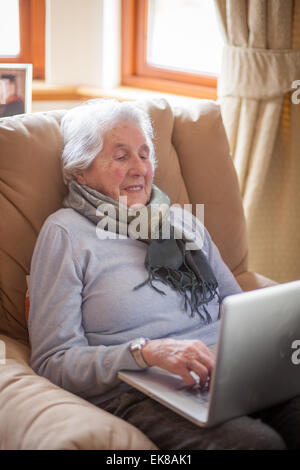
top-left (75, 171), bottom-right (86, 185)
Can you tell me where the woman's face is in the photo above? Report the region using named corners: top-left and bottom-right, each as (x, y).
top-left (76, 120), bottom-right (154, 207)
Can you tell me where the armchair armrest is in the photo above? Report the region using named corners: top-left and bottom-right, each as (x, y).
top-left (0, 335), bottom-right (157, 450)
top-left (235, 271), bottom-right (278, 292)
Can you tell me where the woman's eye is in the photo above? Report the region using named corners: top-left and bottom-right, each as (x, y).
top-left (115, 155), bottom-right (126, 160)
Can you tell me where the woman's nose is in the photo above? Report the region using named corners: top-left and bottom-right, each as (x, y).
top-left (128, 153), bottom-right (147, 175)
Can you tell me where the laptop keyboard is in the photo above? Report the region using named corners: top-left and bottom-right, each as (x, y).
top-left (178, 385), bottom-right (210, 406)
top-left (176, 372), bottom-right (211, 406)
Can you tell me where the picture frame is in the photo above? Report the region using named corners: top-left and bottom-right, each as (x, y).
top-left (0, 63), bottom-right (32, 118)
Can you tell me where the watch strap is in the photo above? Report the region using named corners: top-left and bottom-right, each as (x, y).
top-left (129, 337), bottom-right (150, 369)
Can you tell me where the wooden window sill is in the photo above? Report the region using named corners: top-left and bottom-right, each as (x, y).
top-left (32, 82), bottom-right (218, 106)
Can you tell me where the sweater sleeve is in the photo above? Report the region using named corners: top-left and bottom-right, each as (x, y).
top-left (28, 220), bottom-right (144, 401)
top-left (203, 225), bottom-right (243, 299)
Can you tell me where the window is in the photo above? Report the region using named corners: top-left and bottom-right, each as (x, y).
top-left (0, 0), bottom-right (45, 80)
top-left (0, 0), bottom-right (20, 57)
top-left (122, 0), bottom-right (223, 99)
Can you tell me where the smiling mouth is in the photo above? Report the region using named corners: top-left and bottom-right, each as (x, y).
top-left (123, 185), bottom-right (143, 191)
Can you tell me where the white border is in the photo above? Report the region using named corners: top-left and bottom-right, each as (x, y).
top-left (0, 63), bottom-right (32, 114)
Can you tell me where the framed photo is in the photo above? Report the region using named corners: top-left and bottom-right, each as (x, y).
top-left (0, 64), bottom-right (32, 118)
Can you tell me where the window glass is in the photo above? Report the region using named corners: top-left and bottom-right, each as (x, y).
top-left (147, 0), bottom-right (223, 76)
top-left (0, 0), bottom-right (20, 57)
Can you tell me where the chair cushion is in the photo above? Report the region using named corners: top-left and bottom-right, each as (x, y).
top-left (0, 334), bottom-right (157, 450)
top-left (0, 111), bottom-right (67, 341)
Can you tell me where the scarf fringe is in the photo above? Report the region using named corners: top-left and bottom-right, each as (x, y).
top-left (134, 264), bottom-right (221, 323)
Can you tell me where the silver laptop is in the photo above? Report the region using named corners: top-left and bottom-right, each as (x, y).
top-left (118, 280), bottom-right (300, 427)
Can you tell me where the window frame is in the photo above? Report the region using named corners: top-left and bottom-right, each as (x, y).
top-left (0, 0), bottom-right (45, 80)
top-left (121, 0), bottom-right (218, 99)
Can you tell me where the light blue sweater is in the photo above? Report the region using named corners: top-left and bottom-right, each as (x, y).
top-left (28, 207), bottom-right (243, 405)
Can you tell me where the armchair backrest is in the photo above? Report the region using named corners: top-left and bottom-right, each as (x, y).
top-left (0, 98), bottom-right (248, 343)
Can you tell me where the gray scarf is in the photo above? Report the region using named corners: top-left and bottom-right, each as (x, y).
top-left (63, 180), bottom-right (221, 323)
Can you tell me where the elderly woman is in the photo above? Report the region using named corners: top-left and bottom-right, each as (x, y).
top-left (28, 99), bottom-right (298, 450)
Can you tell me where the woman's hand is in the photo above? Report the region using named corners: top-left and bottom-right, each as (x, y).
top-left (141, 338), bottom-right (216, 388)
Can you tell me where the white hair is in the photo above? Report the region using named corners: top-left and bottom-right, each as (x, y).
top-left (60, 98), bottom-right (157, 184)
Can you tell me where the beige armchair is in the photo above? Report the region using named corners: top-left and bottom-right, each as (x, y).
top-left (0, 98), bottom-right (277, 450)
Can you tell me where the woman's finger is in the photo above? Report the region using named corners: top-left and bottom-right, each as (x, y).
top-left (186, 360), bottom-right (209, 387)
top-left (180, 367), bottom-right (198, 386)
top-left (193, 349), bottom-right (215, 374)
top-left (190, 340), bottom-right (215, 363)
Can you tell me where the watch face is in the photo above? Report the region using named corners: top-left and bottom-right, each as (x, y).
top-left (131, 338), bottom-right (145, 350)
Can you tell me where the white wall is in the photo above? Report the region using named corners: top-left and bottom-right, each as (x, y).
top-left (45, 0), bottom-right (120, 88)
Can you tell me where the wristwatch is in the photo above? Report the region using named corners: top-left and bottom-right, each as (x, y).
top-left (129, 337), bottom-right (150, 369)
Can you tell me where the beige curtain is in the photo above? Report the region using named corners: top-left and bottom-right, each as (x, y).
top-left (214, 0), bottom-right (300, 283)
